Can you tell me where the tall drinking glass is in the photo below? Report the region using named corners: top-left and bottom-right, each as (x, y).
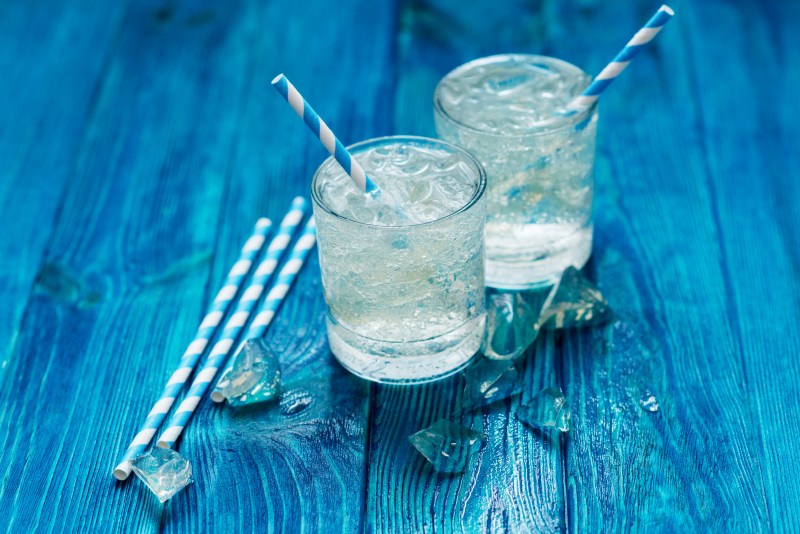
top-left (311, 135), bottom-right (487, 384)
top-left (435, 54), bottom-right (598, 289)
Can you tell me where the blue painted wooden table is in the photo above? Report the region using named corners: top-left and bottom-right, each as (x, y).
top-left (2, 0), bottom-right (798, 531)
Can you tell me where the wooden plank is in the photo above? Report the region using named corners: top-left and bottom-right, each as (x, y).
top-left (162, 0), bottom-right (399, 531)
top-left (3, 0), bottom-right (798, 531)
top-left (0, 0), bottom-right (130, 380)
top-left (0, 0), bottom-right (255, 530)
top-left (366, 1), bottom-right (567, 531)
top-left (367, 330), bottom-right (566, 532)
top-left (552, 1), bottom-right (772, 531)
top-left (684, 1), bottom-right (800, 530)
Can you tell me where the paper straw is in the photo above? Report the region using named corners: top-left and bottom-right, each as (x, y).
top-left (210, 198), bottom-right (310, 402)
top-left (211, 216), bottom-right (318, 402)
top-left (156, 217), bottom-right (317, 449)
top-left (112, 218), bottom-right (273, 481)
top-left (566, 5), bottom-right (674, 111)
top-left (271, 74), bottom-right (379, 196)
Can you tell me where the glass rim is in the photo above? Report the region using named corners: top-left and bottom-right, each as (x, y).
top-left (311, 135), bottom-right (487, 229)
top-left (433, 53), bottom-right (598, 138)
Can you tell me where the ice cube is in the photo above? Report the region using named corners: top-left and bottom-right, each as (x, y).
top-left (462, 357), bottom-right (522, 409)
top-left (218, 338), bottom-right (281, 407)
top-left (540, 267), bottom-right (610, 329)
top-left (130, 447), bottom-right (193, 502)
top-left (483, 292), bottom-right (541, 360)
top-left (517, 387), bottom-right (571, 432)
top-left (408, 419), bottom-right (485, 474)
top-left (484, 293), bottom-right (519, 359)
top-left (639, 392), bottom-right (659, 412)
top-left (487, 74), bottom-right (533, 93)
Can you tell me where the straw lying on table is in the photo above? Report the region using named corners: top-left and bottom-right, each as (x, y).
top-left (566, 5), bottom-right (674, 112)
top-left (210, 198), bottom-right (310, 401)
top-left (212, 216), bottom-right (318, 402)
top-left (271, 74), bottom-right (380, 196)
top-left (156, 215), bottom-right (317, 449)
top-left (113, 218), bottom-right (273, 481)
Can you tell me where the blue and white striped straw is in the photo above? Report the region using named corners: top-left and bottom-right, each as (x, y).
top-left (209, 199), bottom-right (310, 402)
top-left (211, 216), bottom-right (318, 402)
top-left (271, 74), bottom-right (380, 196)
top-left (566, 5), bottom-right (674, 111)
top-left (155, 217), bottom-right (316, 449)
top-left (112, 218), bottom-right (272, 481)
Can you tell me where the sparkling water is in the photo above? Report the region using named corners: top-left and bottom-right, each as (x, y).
top-left (435, 54), bottom-right (598, 289)
top-left (312, 136), bottom-right (487, 384)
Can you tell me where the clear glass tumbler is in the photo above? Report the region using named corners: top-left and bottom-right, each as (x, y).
top-left (434, 54), bottom-right (598, 289)
top-left (311, 135), bottom-right (487, 384)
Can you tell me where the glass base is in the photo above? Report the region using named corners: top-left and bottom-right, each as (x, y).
top-left (327, 314), bottom-right (486, 384)
top-left (486, 224), bottom-right (593, 289)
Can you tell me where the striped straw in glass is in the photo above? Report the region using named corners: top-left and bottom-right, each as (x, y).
top-left (566, 5), bottom-right (674, 111)
top-left (155, 214), bottom-right (314, 449)
top-left (211, 216), bottom-right (318, 402)
top-left (271, 74), bottom-right (379, 196)
top-left (112, 218), bottom-right (272, 481)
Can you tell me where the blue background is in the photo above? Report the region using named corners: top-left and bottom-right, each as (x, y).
top-left (1, 0), bottom-right (798, 531)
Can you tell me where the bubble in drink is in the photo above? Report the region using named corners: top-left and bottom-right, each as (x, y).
top-left (312, 137), bottom-right (487, 384)
top-left (435, 54), bottom-right (598, 289)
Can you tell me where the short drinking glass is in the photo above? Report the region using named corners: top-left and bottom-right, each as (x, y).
top-left (311, 135), bottom-right (487, 384)
top-left (435, 54), bottom-right (598, 289)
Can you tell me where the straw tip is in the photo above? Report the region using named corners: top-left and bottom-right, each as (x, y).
top-left (660, 4), bottom-right (675, 16)
top-left (256, 217), bottom-right (272, 229)
top-left (291, 196), bottom-right (307, 207)
top-left (271, 73), bottom-right (286, 85)
top-left (113, 466), bottom-right (130, 481)
top-left (210, 391), bottom-right (225, 403)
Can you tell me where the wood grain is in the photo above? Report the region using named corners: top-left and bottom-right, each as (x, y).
top-left (684, 1), bottom-right (800, 530)
top-left (553, 1), bottom-right (774, 531)
top-left (0, 0), bottom-right (251, 529)
top-left (0, 0), bottom-right (130, 380)
top-left (2, 0), bottom-right (800, 531)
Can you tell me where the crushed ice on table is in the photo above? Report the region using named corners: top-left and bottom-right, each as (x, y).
top-left (408, 419), bottom-right (485, 474)
top-left (517, 387), bottom-right (571, 432)
top-left (639, 391), bottom-right (659, 412)
top-left (218, 338), bottom-right (281, 407)
top-left (540, 266), bottom-right (610, 329)
top-left (485, 294), bottom-right (522, 359)
top-left (485, 293), bottom-right (519, 359)
top-left (130, 447), bottom-right (193, 502)
top-left (483, 292), bottom-right (542, 359)
top-left (462, 357), bottom-right (523, 410)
